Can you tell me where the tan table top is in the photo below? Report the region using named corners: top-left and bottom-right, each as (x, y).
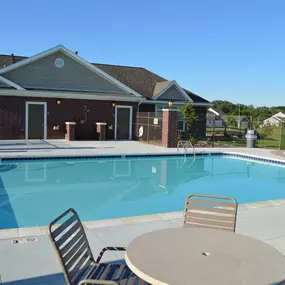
top-left (125, 228), bottom-right (285, 285)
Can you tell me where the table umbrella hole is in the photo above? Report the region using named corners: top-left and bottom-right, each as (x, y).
top-left (202, 252), bottom-right (211, 256)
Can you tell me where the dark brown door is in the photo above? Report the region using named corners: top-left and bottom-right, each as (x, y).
top-left (27, 103), bottom-right (45, 139)
top-left (116, 107), bottom-right (131, 139)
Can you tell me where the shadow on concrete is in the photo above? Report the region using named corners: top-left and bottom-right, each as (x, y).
top-left (0, 165), bottom-right (19, 229)
top-left (0, 147), bottom-right (101, 152)
top-left (0, 143), bottom-right (27, 147)
top-left (2, 260), bottom-right (126, 284)
top-left (2, 273), bottom-right (66, 285)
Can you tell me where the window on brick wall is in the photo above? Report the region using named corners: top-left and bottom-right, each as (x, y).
top-left (155, 105), bottom-right (185, 131)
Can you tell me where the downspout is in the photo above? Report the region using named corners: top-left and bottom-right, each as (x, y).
top-left (137, 97), bottom-right (145, 113)
top-left (138, 98), bottom-right (145, 109)
top-left (135, 98), bottom-right (145, 141)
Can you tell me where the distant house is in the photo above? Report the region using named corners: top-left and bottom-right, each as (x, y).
top-left (221, 115), bottom-right (249, 128)
top-left (262, 112), bottom-right (285, 127)
top-left (206, 108), bottom-right (226, 127)
top-left (234, 116), bottom-right (249, 128)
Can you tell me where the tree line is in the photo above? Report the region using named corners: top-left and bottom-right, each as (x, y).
top-left (212, 100), bottom-right (285, 122)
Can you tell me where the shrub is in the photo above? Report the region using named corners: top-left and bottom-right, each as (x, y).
top-left (259, 124), bottom-right (273, 139)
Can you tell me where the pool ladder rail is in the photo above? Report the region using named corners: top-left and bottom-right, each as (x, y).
top-left (177, 140), bottom-right (196, 169)
top-left (177, 140), bottom-right (196, 156)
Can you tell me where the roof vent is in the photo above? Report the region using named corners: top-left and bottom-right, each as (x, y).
top-left (55, 58), bottom-right (64, 68)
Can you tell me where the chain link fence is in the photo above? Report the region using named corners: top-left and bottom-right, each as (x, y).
top-left (134, 113), bottom-right (285, 150)
top-left (134, 112), bottom-right (162, 146)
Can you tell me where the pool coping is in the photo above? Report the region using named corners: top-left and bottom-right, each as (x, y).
top-left (1, 198), bottom-right (285, 240)
top-left (1, 150), bottom-right (285, 165)
top-left (1, 150), bottom-right (285, 240)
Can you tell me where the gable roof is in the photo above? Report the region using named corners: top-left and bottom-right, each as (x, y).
top-left (152, 80), bottom-right (192, 101)
top-left (0, 45), bottom-right (142, 98)
top-left (153, 81), bottom-right (173, 97)
top-left (93, 64), bottom-right (208, 103)
top-left (0, 47), bottom-right (209, 104)
top-left (208, 107), bottom-right (226, 116)
top-left (273, 112), bottom-right (285, 118)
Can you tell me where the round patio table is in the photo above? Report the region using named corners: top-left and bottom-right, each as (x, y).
top-left (125, 228), bottom-right (285, 285)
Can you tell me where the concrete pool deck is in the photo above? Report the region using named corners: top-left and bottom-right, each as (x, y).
top-left (1, 200), bottom-right (285, 284)
top-left (0, 140), bottom-right (284, 162)
top-left (1, 140), bottom-right (285, 284)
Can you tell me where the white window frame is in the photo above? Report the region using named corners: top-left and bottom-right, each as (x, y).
top-left (113, 160), bottom-right (131, 177)
top-left (155, 105), bottom-right (186, 131)
top-left (25, 101), bottom-right (47, 139)
top-left (25, 163), bottom-right (47, 182)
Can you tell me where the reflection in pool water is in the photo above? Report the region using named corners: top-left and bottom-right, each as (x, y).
top-left (0, 156), bottom-right (285, 229)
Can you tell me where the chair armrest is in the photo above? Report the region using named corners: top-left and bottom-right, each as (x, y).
top-left (96, 247), bottom-right (126, 263)
top-left (78, 279), bottom-right (120, 285)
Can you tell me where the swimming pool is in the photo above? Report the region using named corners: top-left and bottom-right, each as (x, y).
top-left (0, 155), bottom-right (285, 229)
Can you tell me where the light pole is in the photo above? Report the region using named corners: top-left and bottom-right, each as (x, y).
top-left (238, 103), bottom-right (241, 130)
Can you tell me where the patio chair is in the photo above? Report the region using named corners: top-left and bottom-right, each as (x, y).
top-left (49, 208), bottom-right (149, 285)
top-left (183, 193), bottom-right (238, 232)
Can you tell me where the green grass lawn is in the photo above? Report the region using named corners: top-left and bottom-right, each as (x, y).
top-left (205, 127), bottom-right (283, 149)
top-left (256, 127), bottom-right (282, 149)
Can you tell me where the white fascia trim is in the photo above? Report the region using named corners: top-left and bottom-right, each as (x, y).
top-left (0, 89), bottom-right (143, 102)
top-left (0, 45), bottom-right (63, 74)
top-left (0, 45), bottom-right (143, 98)
top-left (0, 75), bottom-right (26, 90)
top-left (152, 80), bottom-right (193, 102)
top-left (143, 100), bottom-right (212, 107)
top-left (208, 107), bottom-right (219, 116)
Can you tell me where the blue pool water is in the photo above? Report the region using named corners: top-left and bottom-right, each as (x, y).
top-left (0, 155), bottom-right (285, 229)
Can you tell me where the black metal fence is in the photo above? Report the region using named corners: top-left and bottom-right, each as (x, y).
top-left (135, 112), bottom-right (162, 145)
top-left (204, 122), bottom-right (285, 149)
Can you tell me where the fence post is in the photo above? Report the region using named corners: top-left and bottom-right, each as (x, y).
top-left (279, 126), bottom-right (282, 150)
top-left (161, 109), bottom-right (178, 148)
top-left (136, 112), bottom-right (139, 141)
top-left (212, 124), bottom-right (215, 147)
top-left (147, 112), bottom-right (150, 143)
top-left (279, 125), bottom-right (285, 150)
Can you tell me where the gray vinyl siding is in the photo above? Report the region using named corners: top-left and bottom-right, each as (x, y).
top-left (0, 81), bottom-right (9, 87)
top-left (158, 85), bottom-right (185, 101)
top-left (3, 52), bottom-right (127, 94)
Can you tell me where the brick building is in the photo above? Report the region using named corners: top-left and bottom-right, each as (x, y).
top-left (0, 45), bottom-right (210, 140)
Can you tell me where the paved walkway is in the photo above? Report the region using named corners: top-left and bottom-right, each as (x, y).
top-left (1, 201), bottom-right (285, 285)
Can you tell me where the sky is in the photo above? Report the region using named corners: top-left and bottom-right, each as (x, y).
top-left (1, 0), bottom-right (284, 107)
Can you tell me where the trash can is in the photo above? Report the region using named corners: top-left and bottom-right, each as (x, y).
top-left (245, 129), bottom-right (257, 148)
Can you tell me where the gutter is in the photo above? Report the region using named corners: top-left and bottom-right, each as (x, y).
top-left (142, 99), bottom-right (213, 107)
top-left (0, 89), bottom-right (143, 102)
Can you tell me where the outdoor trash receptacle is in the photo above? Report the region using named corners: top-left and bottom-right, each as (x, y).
top-left (245, 129), bottom-right (257, 148)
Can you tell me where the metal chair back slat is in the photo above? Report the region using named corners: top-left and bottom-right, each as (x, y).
top-left (49, 208), bottom-right (96, 285)
top-left (49, 208), bottom-right (150, 285)
top-left (63, 239), bottom-right (88, 264)
top-left (184, 193), bottom-right (238, 232)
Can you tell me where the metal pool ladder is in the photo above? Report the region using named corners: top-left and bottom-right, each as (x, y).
top-left (177, 140), bottom-right (196, 169)
top-left (177, 140), bottom-right (196, 156)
